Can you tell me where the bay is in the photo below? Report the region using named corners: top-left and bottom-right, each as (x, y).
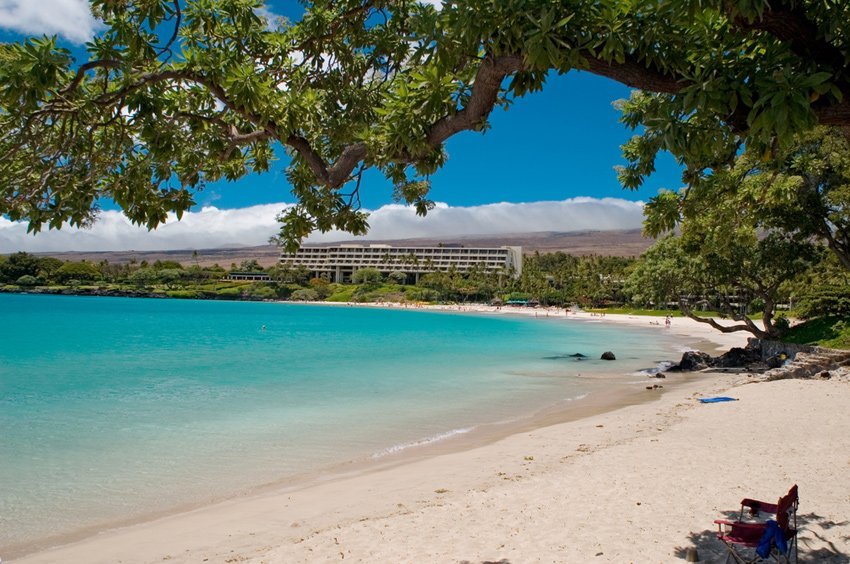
top-left (0, 293), bottom-right (677, 552)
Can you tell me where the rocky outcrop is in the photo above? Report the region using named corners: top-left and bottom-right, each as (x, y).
top-left (714, 346), bottom-right (762, 368)
top-left (761, 349), bottom-right (850, 381)
top-left (667, 342), bottom-right (765, 372)
top-left (601, 351), bottom-right (616, 361)
top-left (665, 338), bottom-right (850, 381)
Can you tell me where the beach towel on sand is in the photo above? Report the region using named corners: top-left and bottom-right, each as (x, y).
top-left (698, 397), bottom-right (738, 403)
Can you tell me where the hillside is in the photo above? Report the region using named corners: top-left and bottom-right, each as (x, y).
top-left (33, 229), bottom-right (653, 267)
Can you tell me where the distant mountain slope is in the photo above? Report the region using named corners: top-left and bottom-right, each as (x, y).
top-left (35, 229), bottom-right (653, 267)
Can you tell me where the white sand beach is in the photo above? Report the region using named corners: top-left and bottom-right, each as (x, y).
top-left (14, 312), bottom-right (850, 563)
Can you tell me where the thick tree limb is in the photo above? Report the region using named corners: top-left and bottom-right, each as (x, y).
top-left (287, 134), bottom-right (331, 185)
top-left (584, 55), bottom-right (684, 94)
top-left (229, 130), bottom-right (271, 145)
top-left (728, 1), bottom-right (846, 71)
top-left (813, 98), bottom-right (850, 126)
top-left (426, 55), bottom-right (524, 147)
top-left (328, 143), bottom-right (368, 187)
top-left (680, 301), bottom-right (769, 339)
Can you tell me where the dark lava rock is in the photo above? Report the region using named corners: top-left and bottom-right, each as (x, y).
top-left (668, 341), bottom-right (765, 372)
top-left (655, 373), bottom-right (667, 379)
top-left (671, 351), bottom-right (713, 371)
top-left (601, 351), bottom-right (616, 361)
top-left (569, 353), bottom-right (587, 358)
top-left (714, 346), bottom-right (761, 368)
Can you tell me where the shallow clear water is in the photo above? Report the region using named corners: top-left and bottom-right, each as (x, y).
top-left (0, 294), bottom-right (678, 551)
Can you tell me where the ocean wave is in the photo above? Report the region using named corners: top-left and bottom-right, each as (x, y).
top-left (632, 360), bottom-right (677, 377)
top-left (371, 427), bottom-right (475, 458)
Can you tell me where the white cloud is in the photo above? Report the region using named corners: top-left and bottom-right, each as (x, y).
top-left (0, 203), bottom-right (286, 253)
top-left (0, 0), bottom-right (99, 43)
top-left (0, 197), bottom-right (645, 253)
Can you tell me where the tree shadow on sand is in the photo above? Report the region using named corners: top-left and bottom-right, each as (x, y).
top-left (674, 510), bottom-right (850, 563)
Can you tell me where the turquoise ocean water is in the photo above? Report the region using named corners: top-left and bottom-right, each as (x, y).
top-left (0, 294), bottom-right (679, 552)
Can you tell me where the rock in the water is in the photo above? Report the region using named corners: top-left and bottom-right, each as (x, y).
top-left (601, 351), bottom-right (616, 361)
top-left (569, 353), bottom-right (587, 358)
top-left (655, 373), bottom-right (667, 379)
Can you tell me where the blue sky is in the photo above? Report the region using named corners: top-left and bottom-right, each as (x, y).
top-left (0, 1), bottom-right (683, 251)
top-left (199, 69), bottom-right (682, 211)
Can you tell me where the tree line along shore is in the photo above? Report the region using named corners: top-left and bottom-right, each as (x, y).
top-left (3, 246), bottom-right (848, 349)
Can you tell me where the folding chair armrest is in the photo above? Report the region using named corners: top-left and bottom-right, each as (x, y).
top-left (714, 519), bottom-right (736, 526)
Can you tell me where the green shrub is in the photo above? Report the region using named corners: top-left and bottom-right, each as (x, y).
top-left (783, 316), bottom-right (850, 349)
top-left (351, 268), bottom-right (383, 286)
top-left (55, 261), bottom-right (103, 283)
top-left (290, 288), bottom-right (319, 301)
top-left (245, 285), bottom-right (278, 299)
top-left (404, 287), bottom-right (440, 302)
top-left (795, 285), bottom-right (850, 319)
top-left (215, 286), bottom-right (243, 297)
top-left (16, 275), bottom-right (39, 286)
top-left (327, 285), bottom-right (357, 302)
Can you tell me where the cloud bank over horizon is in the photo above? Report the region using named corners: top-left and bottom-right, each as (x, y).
top-left (0, 197), bottom-right (646, 253)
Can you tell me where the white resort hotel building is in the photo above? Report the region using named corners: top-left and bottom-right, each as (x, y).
top-left (280, 244), bottom-right (523, 283)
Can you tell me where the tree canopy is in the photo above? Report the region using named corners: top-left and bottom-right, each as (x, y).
top-left (644, 126), bottom-right (850, 271)
top-left (627, 230), bottom-right (814, 338)
top-left (2, 0), bottom-right (850, 248)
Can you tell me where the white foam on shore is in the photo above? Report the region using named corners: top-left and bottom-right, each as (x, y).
top-left (370, 392), bottom-right (592, 460)
top-left (371, 427), bottom-right (475, 459)
top-left (631, 360), bottom-right (677, 377)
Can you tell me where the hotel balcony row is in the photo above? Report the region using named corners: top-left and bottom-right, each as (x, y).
top-left (280, 244), bottom-right (523, 283)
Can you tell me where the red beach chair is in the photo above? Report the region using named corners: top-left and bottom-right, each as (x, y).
top-left (714, 485), bottom-right (799, 563)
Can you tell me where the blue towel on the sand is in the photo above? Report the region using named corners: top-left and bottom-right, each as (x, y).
top-left (756, 519), bottom-right (788, 557)
top-left (698, 397), bottom-right (738, 403)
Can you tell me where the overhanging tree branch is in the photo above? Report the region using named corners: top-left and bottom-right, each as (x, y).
top-left (680, 300), bottom-right (769, 339)
top-left (427, 54), bottom-right (524, 147)
top-left (584, 55), bottom-right (684, 94)
top-left (60, 60), bottom-right (123, 95)
top-left (727, 1), bottom-right (846, 71)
